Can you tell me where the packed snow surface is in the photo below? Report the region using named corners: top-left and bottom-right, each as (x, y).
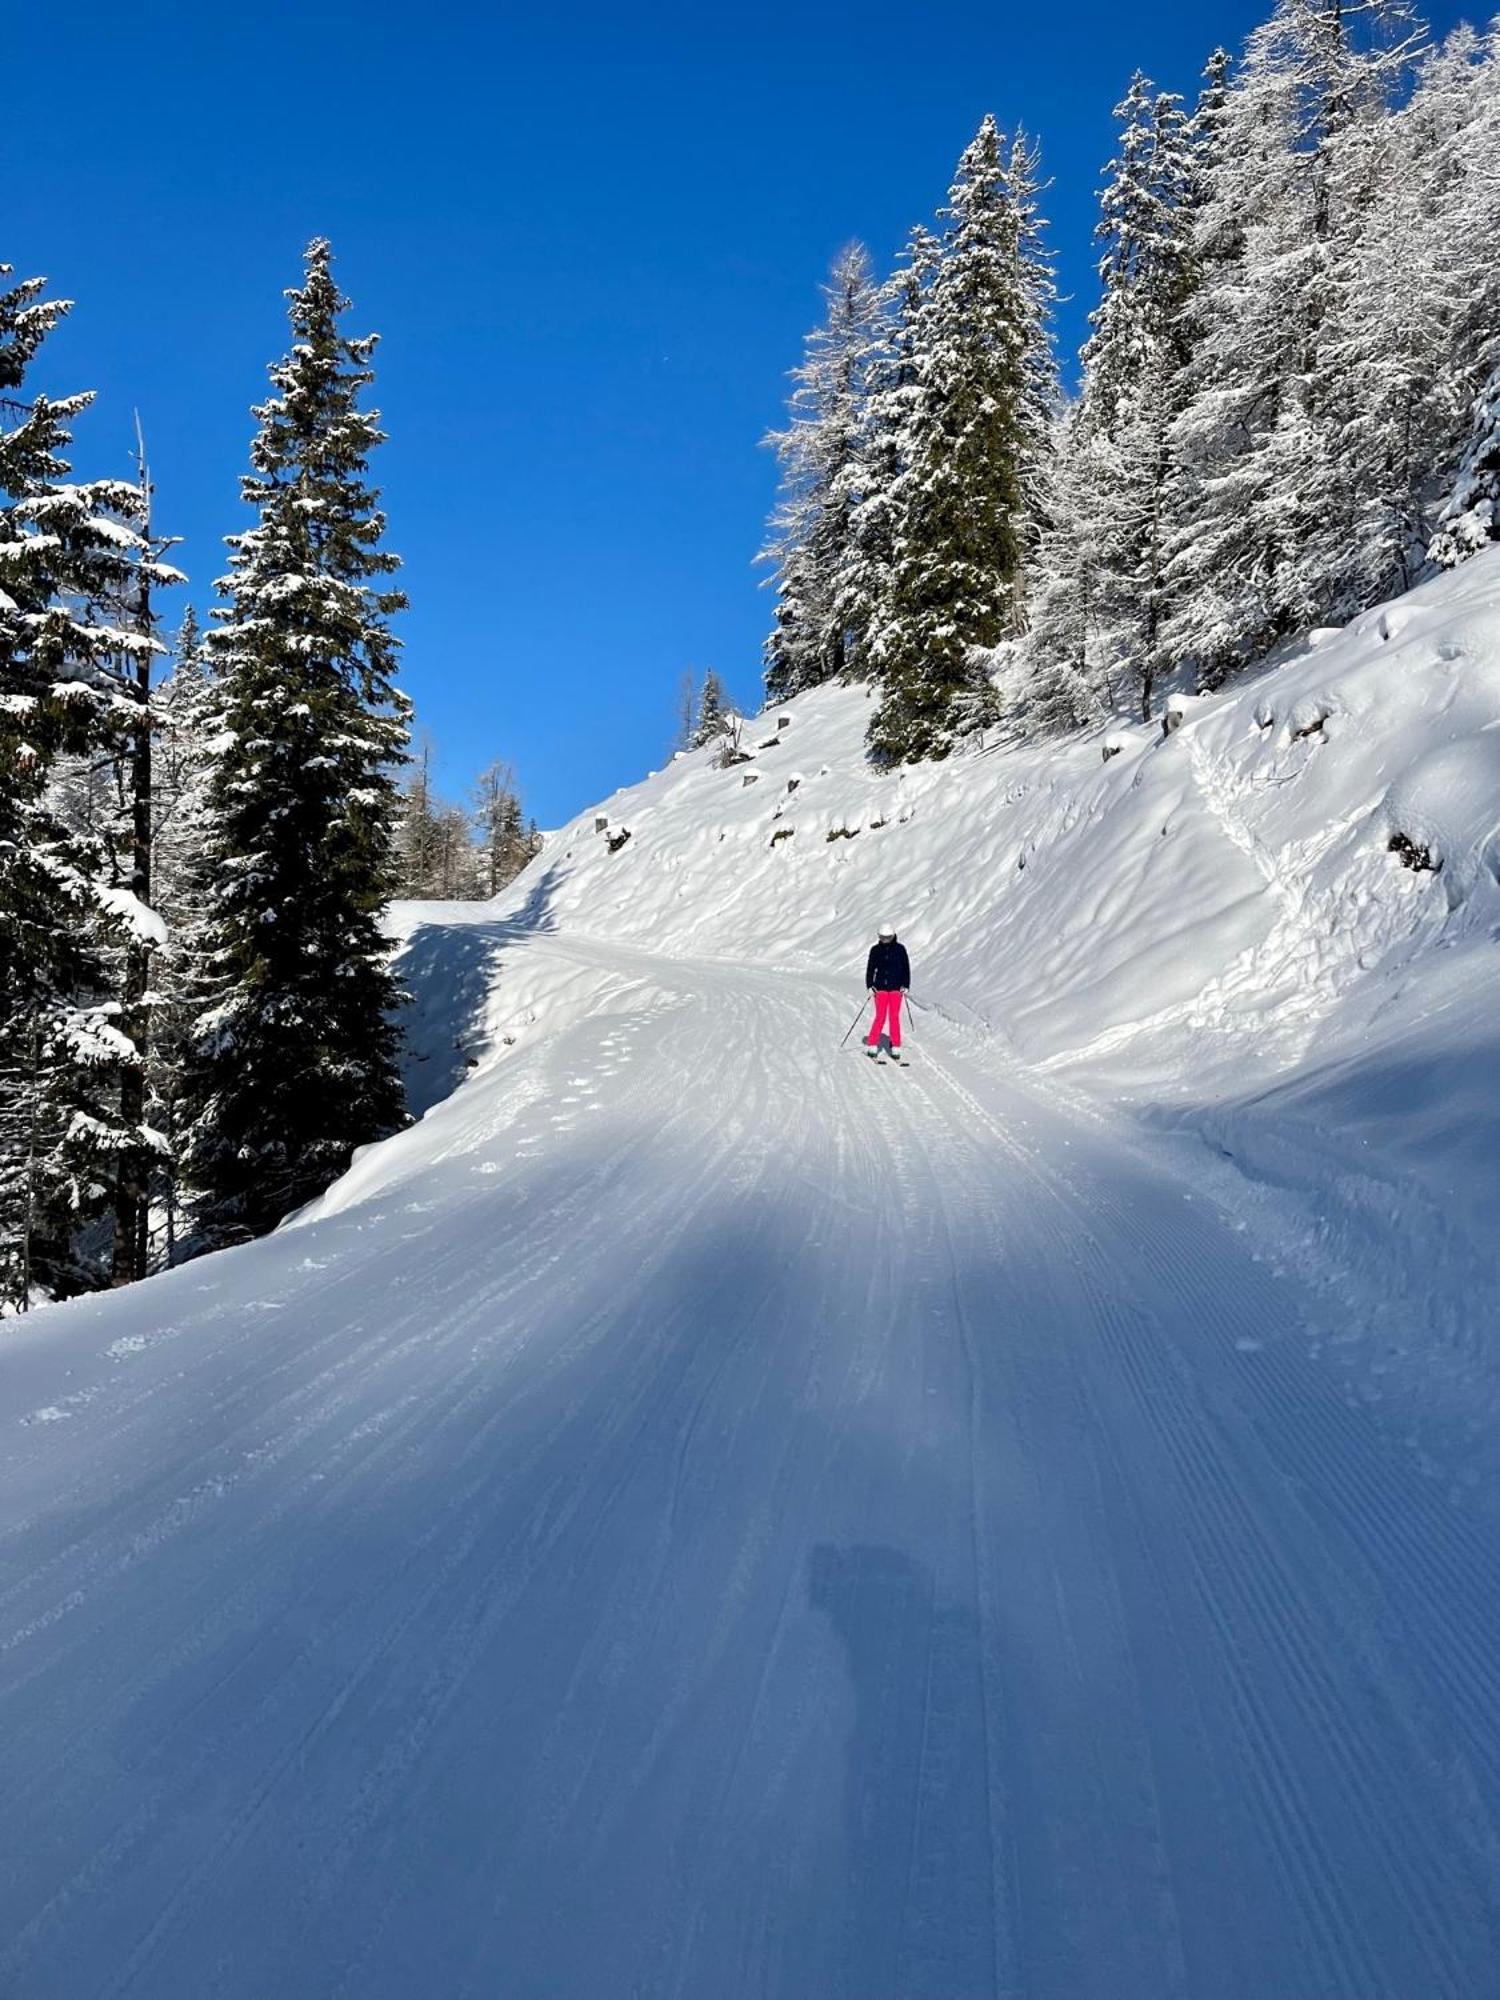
top-left (5, 553), bottom-right (1500, 1996)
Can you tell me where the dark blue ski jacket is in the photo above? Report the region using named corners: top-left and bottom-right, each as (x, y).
top-left (865, 938), bottom-right (910, 991)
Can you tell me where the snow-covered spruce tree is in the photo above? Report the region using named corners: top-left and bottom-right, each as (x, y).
top-left (842, 228), bottom-right (940, 688)
top-left (31, 442), bottom-right (183, 1262)
top-left (90, 444), bottom-right (183, 1285)
top-left (1429, 343), bottom-right (1500, 566)
top-left (0, 267), bottom-right (164, 1306)
top-left (867, 119), bottom-right (1058, 764)
top-left (1162, 0), bottom-right (1419, 687)
top-left (761, 244), bottom-right (887, 701)
top-left (152, 608), bottom-right (216, 916)
top-left (183, 240), bottom-right (409, 1243)
top-left (690, 668), bottom-right (731, 746)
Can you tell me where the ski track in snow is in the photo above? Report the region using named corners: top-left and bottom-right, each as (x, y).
top-left (3, 932), bottom-right (1500, 1998)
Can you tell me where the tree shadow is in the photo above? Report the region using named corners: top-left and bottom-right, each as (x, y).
top-left (498, 862), bottom-right (567, 942)
top-left (396, 864), bottom-right (568, 1117)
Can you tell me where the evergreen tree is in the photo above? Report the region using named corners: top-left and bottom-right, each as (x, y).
top-left (842, 229), bottom-right (940, 687)
top-left (93, 436), bottom-right (182, 1284)
top-left (761, 244), bottom-right (887, 700)
top-left (690, 668), bottom-right (731, 747)
top-left (867, 118), bottom-right (1058, 764)
top-left (153, 608), bottom-right (216, 912)
top-left (0, 267), bottom-right (159, 1306)
top-left (183, 240), bottom-right (409, 1241)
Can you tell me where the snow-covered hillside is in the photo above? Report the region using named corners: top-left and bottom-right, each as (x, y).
top-left (482, 552), bottom-right (1500, 1054)
top-left (396, 546), bottom-right (1500, 1447)
top-left (4, 556), bottom-right (1500, 1998)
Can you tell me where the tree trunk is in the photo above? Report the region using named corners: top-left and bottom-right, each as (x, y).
top-left (112, 631), bottom-right (153, 1287)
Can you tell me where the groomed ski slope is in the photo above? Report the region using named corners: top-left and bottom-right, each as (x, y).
top-left (5, 555), bottom-right (1500, 1997)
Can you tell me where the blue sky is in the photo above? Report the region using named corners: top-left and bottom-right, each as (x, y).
top-left (12, 0), bottom-right (1465, 826)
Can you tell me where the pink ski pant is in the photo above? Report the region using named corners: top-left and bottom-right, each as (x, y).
top-left (867, 990), bottom-right (904, 1047)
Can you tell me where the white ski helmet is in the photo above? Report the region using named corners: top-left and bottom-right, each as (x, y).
top-left (877, 921), bottom-right (896, 938)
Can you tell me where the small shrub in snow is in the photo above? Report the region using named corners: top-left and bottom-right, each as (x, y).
top-left (606, 828), bottom-right (633, 854)
top-left (685, 671), bottom-right (733, 750)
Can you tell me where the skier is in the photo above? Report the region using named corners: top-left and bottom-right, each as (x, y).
top-left (864, 923), bottom-right (910, 1062)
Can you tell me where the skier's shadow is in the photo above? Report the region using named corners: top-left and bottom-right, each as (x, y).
top-left (807, 1541), bottom-right (997, 1996)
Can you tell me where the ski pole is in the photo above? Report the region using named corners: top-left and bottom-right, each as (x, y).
top-left (839, 996), bottom-right (871, 1049)
top-left (902, 993), bottom-right (914, 1041)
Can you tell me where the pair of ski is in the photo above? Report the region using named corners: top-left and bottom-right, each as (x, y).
top-left (866, 1046), bottom-right (909, 1067)
top-left (839, 997), bottom-right (914, 1062)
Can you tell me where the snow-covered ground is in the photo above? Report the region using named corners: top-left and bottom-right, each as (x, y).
top-left (4, 554), bottom-right (1500, 1996)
